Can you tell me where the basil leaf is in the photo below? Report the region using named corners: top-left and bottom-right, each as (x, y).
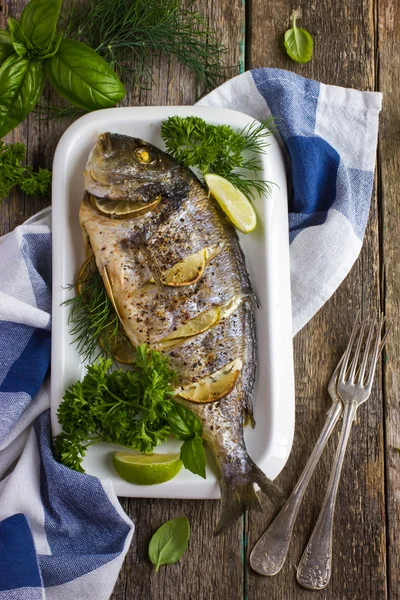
top-left (0, 30), bottom-right (13, 65)
top-left (148, 517), bottom-right (190, 572)
top-left (284, 12), bottom-right (313, 64)
top-left (0, 55), bottom-right (44, 138)
top-left (8, 17), bottom-right (33, 58)
top-left (46, 39), bottom-right (126, 111)
top-left (180, 434), bottom-right (206, 478)
top-left (19, 0), bottom-right (62, 50)
top-left (168, 402), bottom-right (203, 441)
top-left (37, 32), bottom-right (62, 60)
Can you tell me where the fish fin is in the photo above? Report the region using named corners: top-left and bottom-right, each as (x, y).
top-left (215, 459), bottom-right (285, 535)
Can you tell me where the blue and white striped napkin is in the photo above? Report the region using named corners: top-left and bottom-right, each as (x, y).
top-left (0, 69), bottom-right (381, 599)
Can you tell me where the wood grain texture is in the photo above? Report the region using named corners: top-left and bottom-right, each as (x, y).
top-left (0, 1), bottom-right (396, 599)
top-left (247, 1), bottom-right (387, 600)
top-left (378, 0), bottom-right (400, 593)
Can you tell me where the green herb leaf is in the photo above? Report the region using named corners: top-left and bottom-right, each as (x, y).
top-left (46, 39), bottom-right (125, 111)
top-left (20, 166), bottom-right (52, 196)
top-left (0, 55), bottom-right (44, 138)
top-left (0, 30), bottom-right (14, 65)
top-left (8, 17), bottom-right (33, 58)
top-left (36, 32), bottom-right (63, 60)
top-left (284, 11), bottom-right (313, 64)
top-left (180, 434), bottom-right (206, 479)
top-left (161, 115), bottom-right (274, 201)
top-left (0, 141), bottom-right (51, 202)
top-left (148, 517), bottom-right (190, 572)
top-left (19, 0), bottom-right (62, 50)
top-left (168, 402), bottom-right (203, 441)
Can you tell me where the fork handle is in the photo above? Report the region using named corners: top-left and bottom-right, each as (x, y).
top-left (296, 400), bottom-right (358, 590)
top-left (250, 400), bottom-right (343, 576)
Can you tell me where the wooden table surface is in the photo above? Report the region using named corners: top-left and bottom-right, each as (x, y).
top-left (1, 1), bottom-right (399, 599)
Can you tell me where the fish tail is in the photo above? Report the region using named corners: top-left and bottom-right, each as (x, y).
top-left (215, 458), bottom-right (285, 535)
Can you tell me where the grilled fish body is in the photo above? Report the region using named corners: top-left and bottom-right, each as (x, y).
top-left (80, 132), bottom-right (282, 532)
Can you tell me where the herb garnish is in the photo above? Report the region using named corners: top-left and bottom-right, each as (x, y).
top-left (0, 0), bottom-right (125, 138)
top-left (0, 141), bottom-right (51, 202)
top-left (54, 346), bottom-right (207, 478)
top-left (149, 517), bottom-right (190, 572)
top-left (161, 116), bottom-right (274, 201)
top-left (63, 0), bottom-right (228, 94)
top-left (284, 10), bottom-right (313, 64)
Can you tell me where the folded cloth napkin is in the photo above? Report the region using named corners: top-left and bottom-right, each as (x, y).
top-left (0, 69), bottom-right (382, 599)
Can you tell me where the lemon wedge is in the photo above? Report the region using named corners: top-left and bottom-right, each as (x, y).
top-left (90, 193), bottom-right (161, 219)
top-left (158, 307), bottom-right (220, 350)
top-left (204, 174), bottom-right (257, 234)
top-left (176, 358), bottom-right (243, 403)
top-left (113, 452), bottom-right (182, 485)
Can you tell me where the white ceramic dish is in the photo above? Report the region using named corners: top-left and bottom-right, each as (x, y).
top-left (51, 106), bottom-right (294, 499)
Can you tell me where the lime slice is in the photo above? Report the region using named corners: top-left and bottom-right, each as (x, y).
top-left (90, 193), bottom-right (161, 219)
top-left (176, 358), bottom-right (243, 404)
top-left (113, 452), bottom-right (182, 485)
top-left (204, 174), bottom-right (257, 234)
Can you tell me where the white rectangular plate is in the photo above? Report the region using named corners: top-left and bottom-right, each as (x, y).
top-left (51, 106), bottom-right (294, 499)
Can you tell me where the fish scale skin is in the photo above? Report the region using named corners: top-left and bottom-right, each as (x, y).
top-left (80, 133), bottom-right (282, 532)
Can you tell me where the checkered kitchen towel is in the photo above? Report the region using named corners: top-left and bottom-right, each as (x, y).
top-left (0, 69), bottom-right (381, 599)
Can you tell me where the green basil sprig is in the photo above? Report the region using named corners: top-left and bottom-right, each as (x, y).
top-left (0, 0), bottom-right (125, 138)
top-left (168, 402), bottom-right (207, 479)
top-left (149, 517), bottom-right (191, 572)
top-left (284, 10), bottom-right (313, 64)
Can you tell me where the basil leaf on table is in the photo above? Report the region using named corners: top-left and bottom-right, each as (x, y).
top-left (149, 517), bottom-right (190, 572)
top-left (37, 32), bottom-right (63, 60)
top-left (180, 434), bottom-right (206, 479)
top-left (0, 30), bottom-right (13, 65)
top-left (8, 17), bottom-right (33, 58)
top-left (46, 39), bottom-right (126, 110)
top-left (19, 0), bottom-right (62, 50)
top-left (0, 55), bottom-right (44, 138)
top-left (284, 11), bottom-right (313, 64)
top-left (168, 402), bottom-right (203, 440)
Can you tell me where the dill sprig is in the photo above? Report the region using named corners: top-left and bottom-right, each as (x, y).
top-left (62, 0), bottom-right (228, 94)
top-left (161, 116), bottom-right (275, 200)
top-left (63, 259), bottom-right (127, 362)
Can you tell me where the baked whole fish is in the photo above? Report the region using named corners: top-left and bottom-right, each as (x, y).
top-left (80, 132), bottom-right (283, 532)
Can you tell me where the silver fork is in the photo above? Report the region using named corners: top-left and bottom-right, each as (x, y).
top-left (297, 313), bottom-right (389, 590)
top-left (250, 360), bottom-right (343, 576)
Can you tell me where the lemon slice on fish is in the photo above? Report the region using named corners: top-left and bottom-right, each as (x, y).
top-left (204, 174), bottom-right (257, 234)
top-left (149, 244), bottom-right (224, 287)
top-left (90, 194), bottom-right (162, 219)
top-left (113, 451), bottom-right (182, 485)
top-left (160, 249), bottom-right (207, 286)
top-left (158, 307), bottom-right (220, 350)
top-left (76, 255), bottom-right (97, 296)
top-left (176, 358), bottom-right (243, 403)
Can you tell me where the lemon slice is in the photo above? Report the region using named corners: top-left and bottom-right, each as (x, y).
top-left (76, 255), bottom-right (97, 296)
top-left (158, 307), bottom-right (220, 350)
top-left (204, 174), bottom-right (257, 234)
top-left (113, 451), bottom-right (182, 485)
top-left (90, 194), bottom-right (161, 219)
top-left (99, 324), bottom-right (136, 364)
top-left (176, 358), bottom-right (243, 403)
top-left (161, 249), bottom-right (207, 286)
top-left (149, 243), bottom-right (224, 287)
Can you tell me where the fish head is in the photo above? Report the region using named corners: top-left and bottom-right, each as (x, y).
top-left (85, 132), bottom-right (183, 202)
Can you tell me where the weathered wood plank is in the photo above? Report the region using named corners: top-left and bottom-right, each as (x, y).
top-left (378, 1), bottom-right (400, 596)
top-left (247, 1), bottom-right (386, 599)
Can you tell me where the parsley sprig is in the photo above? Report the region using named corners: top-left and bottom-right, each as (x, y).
top-left (0, 141), bottom-right (51, 202)
top-left (54, 345), bottom-right (206, 478)
top-left (161, 115), bottom-right (274, 200)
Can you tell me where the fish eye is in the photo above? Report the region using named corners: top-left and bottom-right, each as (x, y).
top-left (135, 147), bottom-right (157, 165)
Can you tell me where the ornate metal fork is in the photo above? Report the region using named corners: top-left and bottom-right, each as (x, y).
top-left (296, 313), bottom-right (389, 590)
top-left (250, 360), bottom-right (343, 576)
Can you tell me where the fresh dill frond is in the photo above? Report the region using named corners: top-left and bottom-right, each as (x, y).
top-left (62, 0), bottom-right (229, 94)
top-left (161, 116), bottom-right (275, 200)
top-left (63, 259), bottom-right (127, 362)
